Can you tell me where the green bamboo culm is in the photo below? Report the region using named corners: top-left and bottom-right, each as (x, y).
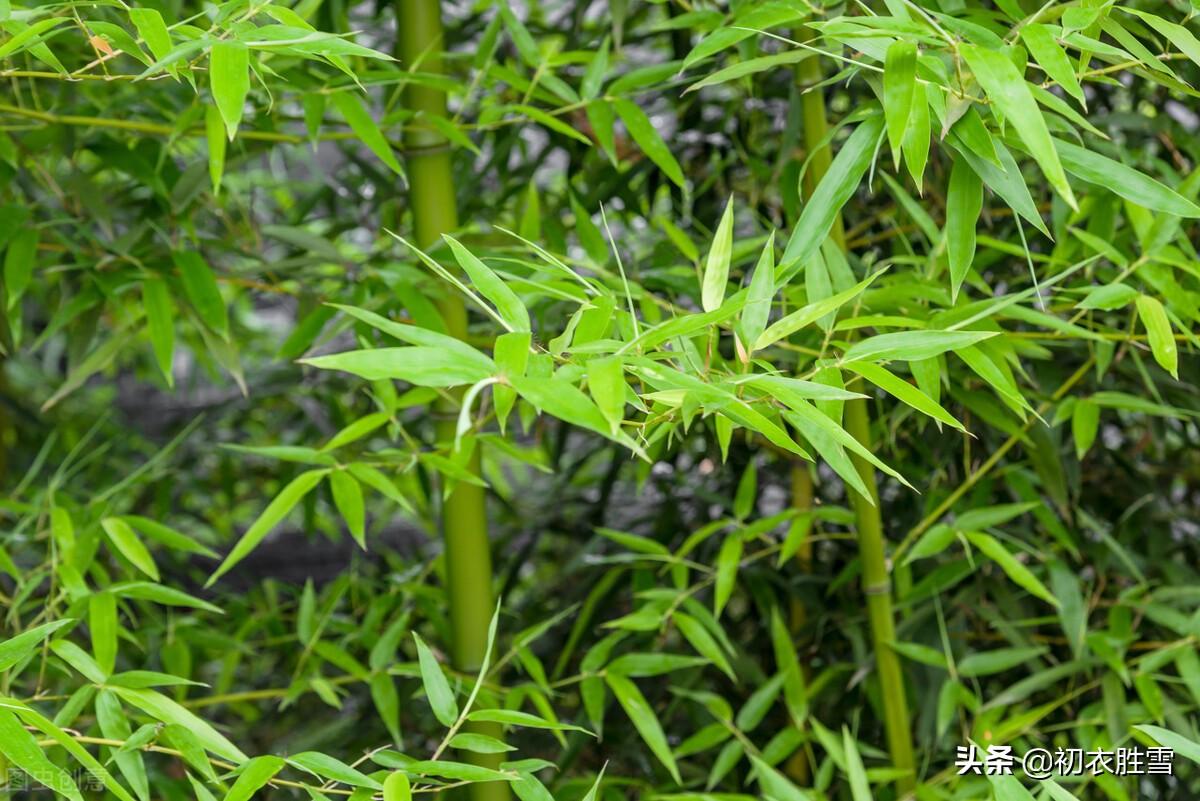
top-left (796, 40), bottom-right (917, 797)
top-left (396, 5), bottom-right (509, 801)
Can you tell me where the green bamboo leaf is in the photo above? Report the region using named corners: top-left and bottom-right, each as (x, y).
top-left (1135, 724), bottom-right (1200, 765)
top-left (329, 470), bottom-right (366, 549)
top-left (110, 687), bottom-right (246, 762)
top-left (945, 158), bottom-right (982, 301)
top-left (209, 41), bottom-right (249, 140)
top-left (1121, 9), bottom-right (1200, 70)
top-left (224, 756), bottom-right (285, 801)
top-left (587, 356), bottom-right (626, 436)
top-left (842, 329), bottom-right (996, 364)
top-left (383, 771), bottom-right (411, 801)
top-left (1135, 295), bottom-right (1178, 379)
top-left (405, 761), bottom-right (516, 783)
top-left (448, 733), bottom-right (515, 754)
top-left (713, 534), bottom-right (742, 619)
top-left (965, 531), bottom-right (1059, 607)
top-left (842, 727), bottom-right (872, 801)
top-left (741, 231), bottom-right (775, 351)
top-left (303, 347), bottom-right (493, 387)
top-left (289, 752), bottom-right (382, 789)
top-left (0, 619), bottom-right (71, 673)
top-left (89, 591), bottom-right (117, 675)
top-left (845, 361), bottom-right (965, 431)
top-left (781, 114), bottom-right (884, 274)
top-left (141, 278), bottom-right (174, 387)
top-left (3, 226), bottom-right (36, 309)
top-left (748, 755), bottom-right (807, 801)
top-left (782, 401), bottom-right (912, 490)
top-left (902, 82), bottom-right (931, 188)
top-left (674, 612), bottom-right (735, 681)
top-left (110, 582), bottom-right (222, 613)
top-left (172, 251), bottom-right (227, 338)
top-left (1072, 399), bottom-right (1099, 459)
top-left (883, 40), bottom-right (917, 170)
top-left (49, 640), bottom-right (105, 684)
top-left (986, 772), bottom-right (1037, 801)
top-left (957, 646), bottom-right (1048, 677)
top-left (890, 640), bottom-right (948, 668)
top-left (205, 105), bottom-right (226, 194)
top-left (1078, 283), bottom-right (1137, 311)
top-left (755, 270), bottom-right (883, 351)
top-left (443, 234), bottom-right (530, 332)
top-left (1021, 24), bottom-right (1085, 106)
top-left (207, 469), bottom-right (329, 586)
top-left (961, 43), bottom-right (1076, 210)
top-left (128, 8), bottom-right (171, 62)
top-left (0, 709), bottom-right (84, 801)
top-left (1053, 138), bottom-right (1200, 217)
top-left (0, 18), bottom-right (68, 60)
top-left (101, 518), bottom-right (159, 581)
top-left (467, 708), bottom-right (591, 734)
top-left (511, 375), bottom-right (639, 451)
top-left (605, 672), bottom-right (681, 783)
top-left (613, 98), bottom-right (684, 188)
top-left (331, 92), bottom-right (403, 175)
top-left (701, 196), bottom-right (735, 312)
top-left (413, 632), bottom-right (458, 727)
top-left (94, 690), bottom-right (149, 801)
top-left (585, 100), bottom-right (617, 164)
top-left (685, 50), bottom-right (811, 93)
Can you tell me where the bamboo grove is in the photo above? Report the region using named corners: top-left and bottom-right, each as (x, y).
top-left (1, 0), bottom-right (1199, 800)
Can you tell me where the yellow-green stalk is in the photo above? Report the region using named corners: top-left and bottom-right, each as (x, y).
top-left (797, 38), bottom-right (917, 797)
top-left (397, 5), bottom-right (508, 801)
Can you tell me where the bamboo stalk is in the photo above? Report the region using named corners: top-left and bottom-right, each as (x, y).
top-left (796, 41), bottom-right (917, 796)
top-left (396, 5), bottom-right (508, 801)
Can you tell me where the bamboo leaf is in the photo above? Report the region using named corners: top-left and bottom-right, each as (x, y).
top-left (781, 114), bottom-right (885, 273)
top-left (883, 40), bottom-right (917, 170)
top-left (443, 234), bottom-right (530, 332)
top-left (613, 99), bottom-right (685, 188)
top-left (331, 92), bottom-right (403, 175)
top-left (841, 330), bottom-right (996, 364)
top-left (0, 619), bottom-right (72, 672)
top-left (1135, 295), bottom-right (1178, 379)
top-left (209, 41), bottom-right (249, 139)
top-left (207, 469), bottom-right (329, 586)
top-left (1072, 399), bottom-right (1099, 459)
top-left (302, 347), bottom-right (493, 386)
top-left (205, 105), bottom-right (226, 194)
top-left (755, 270), bottom-right (883, 351)
top-left (605, 672), bottom-right (681, 783)
top-left (413, 632), bottom-right (458, 727)
top-left (1021, 24), bottom-right (1085, 106)
top-left (172, 251), bottom-right (228, 338)
top-left (329, 470), bottom-right (366, 549)
top-left (141, 278), bottom-right (174, 387)
top-left (101, 518), bottom-right (159, 581)
top-left (946, 158), bottom-right (982, 301)
top-left (701, 197), bottom-right (735, 312)
top-left (965, 531), bottom-right (1058, 607)
top-left (1053, 138), bottom-right (1200, 217)
top-left (383, 771), bottom-right (411, 801)
top-left (0, 709), bottom-right (84, 801)
top-left (845, 361), bottom-right (965, 430)
top-left (224, 756), bottom-right (285, 801)
top-left (961, 43), bottom-right (1076, 210)
top-left (842, 727), bottom-right (872, 801)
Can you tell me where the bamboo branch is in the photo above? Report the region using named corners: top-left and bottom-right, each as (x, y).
top-left (396, 5), bottom-right (508, 801)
